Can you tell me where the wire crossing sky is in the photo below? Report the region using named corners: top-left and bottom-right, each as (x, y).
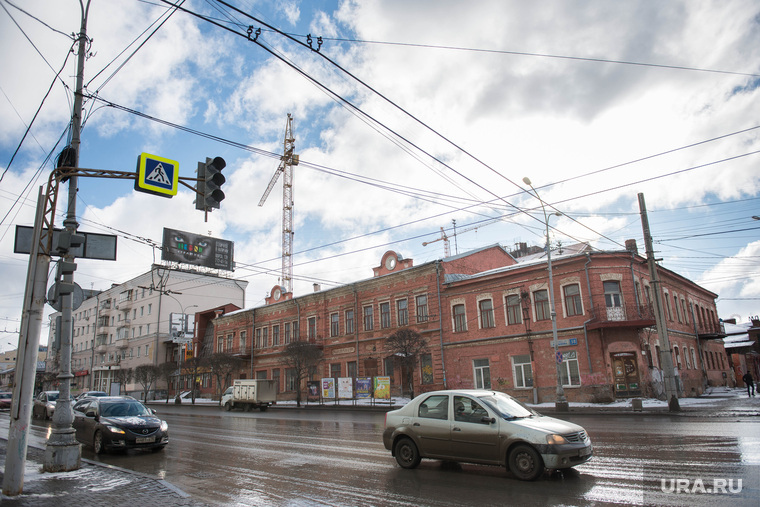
top-left (0, 0), bottom-right (758, 352)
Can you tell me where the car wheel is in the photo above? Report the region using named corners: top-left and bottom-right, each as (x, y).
top-left (224, 402), bottom-right (232, 411)
top-left (259, 406), bottom-right (268, 412)
top-left (394, 437), bottom-right (421, 469)
top-left (93, 430), bottom-right (106, 454)
top-left (508, 444), bottom-right (544, 481)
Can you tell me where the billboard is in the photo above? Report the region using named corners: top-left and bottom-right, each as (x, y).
top-left (161, 228), bottom-right (233, 271)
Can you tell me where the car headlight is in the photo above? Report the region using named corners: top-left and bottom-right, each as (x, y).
top-left (546, 434), bottom-right (569, 445)
top-left (105, 425), bottom-right (126, 435)
top-left (160, 421), bottom-right (168, 432)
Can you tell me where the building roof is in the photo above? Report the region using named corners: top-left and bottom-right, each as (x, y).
top-left (445, 242), bottom-right (596, 283)
top-left (722, 321), bottom-right (753, 349)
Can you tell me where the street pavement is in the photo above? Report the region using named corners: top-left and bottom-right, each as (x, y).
top-left (1, 387), bottom-right (757, 506)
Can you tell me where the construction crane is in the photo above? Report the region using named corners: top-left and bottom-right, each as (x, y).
top-left (258, 114), bottom-right (299, 294)
top-left (422, 227), bottom-right (450, 257)
top-left (422, 218), bottom-right (504, 257)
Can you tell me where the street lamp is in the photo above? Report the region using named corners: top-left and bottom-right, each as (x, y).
top-left (165, 294), bottom-right (197, 398)
top-left (523, 177), bottom-right (568, 410)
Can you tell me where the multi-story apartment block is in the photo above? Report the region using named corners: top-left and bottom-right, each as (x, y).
top-left (45, 265), bottom-right (248, 399)
top-left (200, 240), bottom-right (728, 404)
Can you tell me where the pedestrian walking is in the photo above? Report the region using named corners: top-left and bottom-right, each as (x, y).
top-left (742, 371), bottom-right (755, 397)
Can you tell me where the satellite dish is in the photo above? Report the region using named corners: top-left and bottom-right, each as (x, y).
top-left (47, 282), bottom-right (84, 312)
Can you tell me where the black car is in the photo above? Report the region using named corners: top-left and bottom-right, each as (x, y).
top-left (72, 396), bottom-right (169, 453)
top-left (75, 390), bottom-right (108, 400)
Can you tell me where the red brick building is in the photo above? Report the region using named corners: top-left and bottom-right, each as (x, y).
top-left (184, 241), bottom-right (729, 403)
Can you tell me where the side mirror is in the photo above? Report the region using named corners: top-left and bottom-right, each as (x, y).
top-left (481, 416), bottom-right (496, 424)
top-left (151, 408), bottom-right (157, 414)
top-left (85, 409), bottom-right (97, 418)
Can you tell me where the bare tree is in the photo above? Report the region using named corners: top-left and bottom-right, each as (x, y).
top-left (157, 362), bottom-right (177, 403)
top-left (113, 367), bottom-right (133, 396)
top-left (207, 353), bottom-right (244, 400)
top-left (385, 327), bottom-right (428, 399)
top-left (133, 364), bottom-right (160, 402)
top-left (282, 341), bottom-right (323, 407)
top-left (180, 355), bottom-right (206, 404)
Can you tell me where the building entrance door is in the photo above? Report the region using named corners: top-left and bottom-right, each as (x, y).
top-left (611, 352), bottom-right (642, 397)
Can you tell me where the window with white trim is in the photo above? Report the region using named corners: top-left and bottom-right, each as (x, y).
top-left (512, 354), bottom-right (533, 388)
top-left (559, 350), bottom-right (581, 386)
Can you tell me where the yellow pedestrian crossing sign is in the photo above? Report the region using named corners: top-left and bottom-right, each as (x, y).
top-left (134, 152), bottom-right (179, 197)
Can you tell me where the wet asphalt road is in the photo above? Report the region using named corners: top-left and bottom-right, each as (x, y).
top-left (16, 402), bottom-right (760, 506)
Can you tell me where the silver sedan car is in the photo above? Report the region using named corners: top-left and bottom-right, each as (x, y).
top-left (383, 389), bottom-right (592, 480)
top-left (33, 390), bottom-right (59, 420)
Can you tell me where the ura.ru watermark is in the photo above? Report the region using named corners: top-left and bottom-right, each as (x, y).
top-left (660, 477), bottom-right (742, 494)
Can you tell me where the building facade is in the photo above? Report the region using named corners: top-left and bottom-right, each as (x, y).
top-left (45, 265), bottom-right (248, 399)
top-left (198, 241), bottom-right (729, 403)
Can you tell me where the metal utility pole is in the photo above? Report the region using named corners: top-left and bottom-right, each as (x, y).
top-left (258, 114), bottom-right (298, 294)
top-left (523, 177), bottom-right (567, 411)
top-left (3, 1), bottom-right (90, 494)
top-left (638, 193), bottom-right (680, 411)
top-left (43, 0), bottom-right (90, 472)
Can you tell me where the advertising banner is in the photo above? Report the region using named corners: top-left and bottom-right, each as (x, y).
top-left (337, 377), bottom-right (353, 399)
top-left (161, 228), bottom-right (234, 271)
top-left (321, 378), bottom-right (336, 399)
top-left (355, 377), bottom-right (372, 399)
top-left (374, 376), bottom-right (391, 399)
top-left (307, 381), bottom-right (320, 401)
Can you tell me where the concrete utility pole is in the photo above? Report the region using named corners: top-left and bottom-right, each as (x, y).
top-left (2, 189), bottom-right (51, 496)
top-left (638, 193), bottom-right (680, 412)
top-left (44, 0), bottom-right (92, 472)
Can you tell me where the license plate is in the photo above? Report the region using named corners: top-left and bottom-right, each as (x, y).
top-left (136, 436), bottom-right (155, 444)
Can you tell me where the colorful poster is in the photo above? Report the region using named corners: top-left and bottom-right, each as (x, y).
top-left (321, 378), bottom-right (336, 399)
top-left (374, 376), bottom-right (391, 399)
top-left (355, 377), bottom-right (372, 399)
top-left (307, 381), bottom-right (320, 401)
top-left (338, 377), bottom-right (353, 399)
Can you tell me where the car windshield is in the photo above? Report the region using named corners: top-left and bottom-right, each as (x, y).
top-left (479, 393), bottom-right (536, 419)
top-left (100, 401), bottom-right (151, 417)
top-left (47, 392), bottom-right (59, 402)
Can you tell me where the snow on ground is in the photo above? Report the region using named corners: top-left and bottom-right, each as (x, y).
top-left (150, 387), bottom-right (748, 409)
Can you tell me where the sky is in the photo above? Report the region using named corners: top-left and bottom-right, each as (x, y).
top-left (1, 0), bottom-right (759, 353)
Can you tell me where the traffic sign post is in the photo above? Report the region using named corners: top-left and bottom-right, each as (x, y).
top-left (134, 152), bottom-right (179, 198)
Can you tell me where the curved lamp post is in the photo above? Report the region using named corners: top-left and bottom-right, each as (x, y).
top-left (523, 177), bottom-right (568, 410)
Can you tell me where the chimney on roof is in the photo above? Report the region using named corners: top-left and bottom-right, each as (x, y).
top-left (625, 239), bottom-right (638, 255)
top-left (313, 283), bottom-right (321, 292)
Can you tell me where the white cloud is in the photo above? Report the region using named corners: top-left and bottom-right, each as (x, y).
top-left (2, 0), bottom-right (759, 352)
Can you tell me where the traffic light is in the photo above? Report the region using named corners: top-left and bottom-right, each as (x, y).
top-left (195, 157), bottom-right (226, 211)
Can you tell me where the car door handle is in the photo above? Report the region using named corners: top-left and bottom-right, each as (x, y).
top-left (413, 422), bottom-right (420, 426)
top-left (453, 427), bottom-right (462, 432)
